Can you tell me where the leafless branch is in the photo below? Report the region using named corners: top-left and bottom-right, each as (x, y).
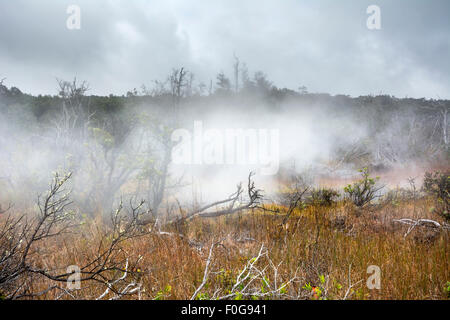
top-left (190, 239), bottom-right (224, 300)
top-left (393, 218), bottom-right (448, 237)
top-left (342, 264), bottom-right (363, 300)
top-left (167, 172), bottom-right (262, 224)
top-left (0, 172), bottom-right (149, 299)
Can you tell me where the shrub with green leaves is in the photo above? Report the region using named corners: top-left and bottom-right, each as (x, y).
top-left (423, 170), bottom-right (450, 221)
top-left (308, 188), bottom-right (339, 206)
top-left (344, 167), bottom-right (384, 207)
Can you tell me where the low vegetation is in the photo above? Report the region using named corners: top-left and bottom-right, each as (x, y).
top-left (0, 169), bottom-right (448, 300)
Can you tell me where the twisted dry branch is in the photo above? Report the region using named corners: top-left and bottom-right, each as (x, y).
top-left (393, 218), bottom-right (449, 237)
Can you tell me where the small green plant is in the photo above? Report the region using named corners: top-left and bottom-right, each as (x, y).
top-left (154, 284), bottom-right (172, 300)
top-left (344, 167), bottom-right (383, 207)
top-left (444, 281), bottom-right (450, 298)
top-left (302, 275), bottom-right (326, 300)
top-left (302, 282), bottom-right (313, 291)
top-left (195, 292), bottom-right (210, 300)
top-left (318, 274), bottom-right (325, 284)
top-left (279, 283), bottom-right (288, 295)
top-left (260, 276), bottom-right (270, 294)
top-left (234, 292), bottom-right (244, 300)
top-left (333, 280), bottom-right (343, 290)
top-left (215, 268), bottom-right (234, 288)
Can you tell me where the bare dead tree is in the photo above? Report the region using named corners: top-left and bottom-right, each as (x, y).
top-left (331, 140), bottom-right (370, 172)
top-left (84, 125), bottom-right (139, 215)
top-left (0, 172), bottom-right (149, 300)
top-left (436, 101), bottom-right (449, 146)
top-left (135, 172), bottom-right (263, 248)
top-left (53, 78), bottom-right (93, 146)
top-left (169, 67), bottom-right (188, 115)
top-left (186, 72), bottom-right (194, 97)
top-left (421, 100), bottom-right (449, 148)
top-left (168, 172), bottom-right (262, 224)
top-left (135, 68), bottom-right (189, 218)
top-left (233, 54), bottom-right (240, 93)
top-left (146, 124), bottom-right (175, 218)
top-left (0, 172), bottom-right (76, 298)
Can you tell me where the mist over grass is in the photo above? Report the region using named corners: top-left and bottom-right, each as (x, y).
top-left (0, 72), bottom-right (448, 216)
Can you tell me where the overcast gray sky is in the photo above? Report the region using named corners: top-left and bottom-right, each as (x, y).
top-left (0, 0), bottom-right (449, 98)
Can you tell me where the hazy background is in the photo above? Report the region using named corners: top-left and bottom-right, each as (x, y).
top-left (0, 0), bottom-right (449, 98)
top-left (0, 0), bottom-right (449, 215)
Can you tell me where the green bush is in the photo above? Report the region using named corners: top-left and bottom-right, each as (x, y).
top-left (423, 170), bottom-right (450, 221)
top-left (307, 188), bottom-right (339, 206)
top-left (344, 167), bottom-right (383, 207)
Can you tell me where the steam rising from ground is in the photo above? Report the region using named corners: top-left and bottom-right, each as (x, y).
top-left (1, 89), bottom-right (445, 217)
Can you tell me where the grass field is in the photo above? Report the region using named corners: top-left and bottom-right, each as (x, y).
top-left (21, 194), bottom-right (448, 300)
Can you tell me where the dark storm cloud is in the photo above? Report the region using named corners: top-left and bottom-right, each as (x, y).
top-left (0, 0), bottom-right (449, 97)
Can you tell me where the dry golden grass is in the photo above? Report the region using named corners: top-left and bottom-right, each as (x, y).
top-left (22, 196), bottom-right (449, 300)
